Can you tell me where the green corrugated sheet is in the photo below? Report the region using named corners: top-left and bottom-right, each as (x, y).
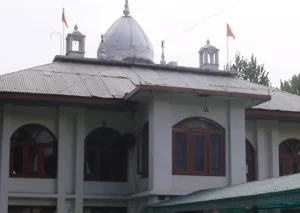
top-left (146, 173), bottom-right (300, 213)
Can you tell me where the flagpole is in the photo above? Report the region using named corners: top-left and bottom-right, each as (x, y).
top-left (63, 23), bottom-right (65, 55)
top-left (227, 36), bottom-right (229, 66)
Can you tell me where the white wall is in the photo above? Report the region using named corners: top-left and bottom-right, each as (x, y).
top-left (246, 120), bottom-right (300, 181)
top-left (148, 94), bottom-right (247, 194)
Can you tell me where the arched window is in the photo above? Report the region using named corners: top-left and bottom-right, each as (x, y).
top-left (137, 122), bottom-right (149, 178)
top-left (10, 124), bottom-right (57, 178)
top-left (279, 139), bottom-right (300, 176)
top-left (172, 117), bottom-right (225, 176)
top-left (85, 127), bottom-right (127, 182)
top-left (246, 140), bottom-right (256, 182)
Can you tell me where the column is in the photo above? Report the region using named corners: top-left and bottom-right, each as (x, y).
top-left (200, 53), bottom-right (204, 66)
top-left (256, 121), bottom-right (268, 180)
top-left (0, 104), bottom-right (13, 213)
top-left (215, 51), bottom-right (219, 65)
top-left (148, 96), bottom-right (172, 191)
top-left (228, 101), bottom-right (246, 185)
top-left (269, 122), bottom-right (279, 178)
top-left (57, 108), bottom-right (68, 213)
top-left (75, 109), bottom-right (85, 213)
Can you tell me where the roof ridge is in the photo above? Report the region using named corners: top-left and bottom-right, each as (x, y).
top-left (0, 62), bottom-right (58, 77)
top-left (273, 87), bottom-right (300, 97)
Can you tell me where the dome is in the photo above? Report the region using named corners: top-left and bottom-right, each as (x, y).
top-left (97, 1), bottom-right (154, 63)
top-left (199, 39), bottom-right (218, 52)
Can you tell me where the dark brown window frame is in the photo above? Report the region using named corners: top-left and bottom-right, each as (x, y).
top-left (84, 127), bottom-right (127, 182)
top-left (137, 122), bottom-right (149, 179)
top-left (84, 206), bottom-right (127, 213)
top-left (246, 140), bottom-right (256, 182)
top-left (172, 117), bottom-right (225, 176)
top-left (9, 124), bottom-right (58, 179)
top-left (279, 138), bottom-right (300, 176)
top-left (8, 206), bottom-right (56, 213)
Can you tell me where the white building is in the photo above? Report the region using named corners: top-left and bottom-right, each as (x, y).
top-left (1, 1), bottom-right (300, 213)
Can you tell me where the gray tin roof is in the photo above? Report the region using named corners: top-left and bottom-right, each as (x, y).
top-left (0, 57), bottom-right (298, 112)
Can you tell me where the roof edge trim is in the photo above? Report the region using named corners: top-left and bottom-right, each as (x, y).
top-left (53, 55), bottom-right (238, 77)
top-left (247, 108), bottom-right (300, 120)
top-left (124, 85), bottom-right (271, 101)
top-left (0, 92), bottom-right (136, 108)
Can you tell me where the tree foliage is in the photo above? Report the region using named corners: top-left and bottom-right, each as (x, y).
top-left (230, 52), bottom-right (269, 86)
top-left (280, 74), bottom-right (300, 95)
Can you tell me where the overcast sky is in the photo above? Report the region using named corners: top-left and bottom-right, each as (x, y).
top-left (1, 0), bottom-right (299, 87)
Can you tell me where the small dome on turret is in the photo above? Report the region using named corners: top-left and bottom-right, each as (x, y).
top-left (97, 0), bottom-right (154, 63)
top-left (199, 39), bottom-right (218, 52)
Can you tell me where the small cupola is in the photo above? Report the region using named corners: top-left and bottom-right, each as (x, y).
top-left (66, 24), bottom-right (86, 58)
top-left (199, 39), bottom-right (219, 71)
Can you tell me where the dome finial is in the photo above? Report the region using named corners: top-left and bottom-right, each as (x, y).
top-left (98, 34), bottom-right (107, 59)
top-left (160, 40), bottom-right (166, 65)
top-left (74, 24), bottom-right (78, 30)
top-left (123, 0), bottom-right (130, 16)
top-left (207, 38), bottom-right (210, 45)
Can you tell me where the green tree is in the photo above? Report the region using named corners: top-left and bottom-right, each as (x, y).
top-left (231, 52), bottom-right (269, 86)
top-left (280, 74), bottom-right (300, 95)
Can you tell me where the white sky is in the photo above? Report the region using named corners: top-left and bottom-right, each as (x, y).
top-left (1, 0), bottom-right (299, 87)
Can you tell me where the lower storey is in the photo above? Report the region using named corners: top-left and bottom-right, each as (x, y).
top-left (3, 196), bottom-right (157, 213)
top-left (8, 206), bottom-right (127, 213)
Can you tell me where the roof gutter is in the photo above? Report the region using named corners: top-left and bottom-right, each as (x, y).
top-left (0, 92), bottom-right (135, 109)
top-left (125, 85), bottom-right (271, 101)
top-left (246, 108), bottom-right (300, 121)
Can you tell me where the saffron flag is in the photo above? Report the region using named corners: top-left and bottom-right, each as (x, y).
top-left (62, 8), bottom-right (68, 28)
top-left (227, 23), bottom-right (235, 39)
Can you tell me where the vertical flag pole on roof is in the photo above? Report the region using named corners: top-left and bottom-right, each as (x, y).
top-left (226, 23), bottom-right (235, 70)
top-left (62, 8), bottom-right (69, 55)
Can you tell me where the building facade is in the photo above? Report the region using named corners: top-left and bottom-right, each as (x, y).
top-left (1, 1), bottom-right (300, 213)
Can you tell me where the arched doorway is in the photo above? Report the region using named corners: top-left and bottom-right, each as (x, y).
top-left (84, 127), bottom-right (127, 182)
top-left (279, 138), bottom-right (300, 176)
top-left (246, 140), bottom-right (256, 182)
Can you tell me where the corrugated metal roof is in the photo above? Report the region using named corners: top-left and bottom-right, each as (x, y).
top-left (253, 88), bottom-right (300, 112)
top-left (0, 60), bottom-right (298, 112)
top-left (148, 173), bottom-right (300, 208)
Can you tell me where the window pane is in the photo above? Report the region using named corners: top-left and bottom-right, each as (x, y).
top-left (193, 134), bottom-right (204, 171)
top-left (115, 149), bottom-right (127, 181)
top-left (210, 134), bottom-right (221, 172)
top-left (175, 132), bottom-right (187, 171)
top-left (138, 135), bottom-right (143, 173)
top-left (142, 131), bottom-right (149, 175)
top-left (290, 158), bottom-right (297, 174)
top-left (13, 146), bottom-right (23, 174)
top-left (28, 146), bottom-right (38, 174)
top-left (86, 148), bottom-right (97, 175)
top-left (279, 158), bottom-right (285, 176)
top-left (100, 150), bottom-right (111, 179)
top-left (280, 143), bottom-right (291, 154)
top-left (44, 147), bottom-right (55, 175)
top-left (180, 120), bottom-right (219, 130)
top-left (11, 128), bottom-right (32, 143)
top-left (36, 130), bottom-right (55, 144)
